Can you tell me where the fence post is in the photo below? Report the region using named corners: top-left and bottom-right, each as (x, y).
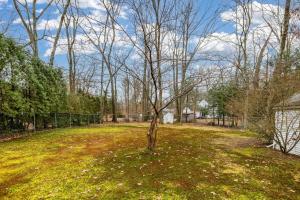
top-left (69, 113), bottom-right (72, 127)
top-left (33, 113), bottom-right (36, 131)
top-left (54, 113), bottom-right (57, 128)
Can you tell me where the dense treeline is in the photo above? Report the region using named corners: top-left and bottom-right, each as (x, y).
top-left (0, 35), bottom-right (102, 118)
top-left (0, 34), bottom-right (66, 117)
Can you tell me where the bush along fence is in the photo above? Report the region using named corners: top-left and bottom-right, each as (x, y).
top-left (0, 112), bottom-right (101, 135)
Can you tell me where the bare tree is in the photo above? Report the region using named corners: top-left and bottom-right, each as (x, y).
top-left (81, 0), bottom-right (124, 122)
top-left (235, 0), bottom-right (253, 129)
top-left (107, 0), bottom-right (215, 151)
top-left (262, 0), bottom-right (294, 138)
top-left (170, 0), bottom-right (216, 122)
top-left (49, 0), bottom-right (71, 66)
top-left (13, 0), bottom-right (70, 62)
top-left (252, 32), bottom-right (272, 89)
top-left (0, 4), bottom-right (16, 35)
top-left (122, 73), bottom-right (130, 121)
top-left (64, 1), bottom-right (80, 93)
top-left (141, 34), bottom-right (151, 121)
top-left (274, 0), bottom-right (292, 76)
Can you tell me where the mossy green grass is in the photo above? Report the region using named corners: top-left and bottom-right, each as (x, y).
top-left (0, 124), bottom-right (299, 199)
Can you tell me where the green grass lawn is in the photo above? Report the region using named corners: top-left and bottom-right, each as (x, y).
top-left (0, 124), bottom-right (299, 200)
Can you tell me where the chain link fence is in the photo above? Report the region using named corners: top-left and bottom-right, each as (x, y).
top-left (1, 111), bottom-right (243, 138)
top-left (109, 114), bottom-right (242, 127)
top-left (0, 112), bottom-right (101, 136)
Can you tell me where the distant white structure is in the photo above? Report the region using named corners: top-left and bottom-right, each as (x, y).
top-left (163, 110), bottom-right (174, 124)
top-left (273, 93), bottom-right (300, 156)
top-left (194, 111), bottom-right (201, 118)
top-left (199, 100), bottom-right (209, 108)
top-left (182, 107), bottom-right (194, 122)
top-left (198, 100), bottom-right (210, 118)
top-left (182, 107), bottom-right (193, 114)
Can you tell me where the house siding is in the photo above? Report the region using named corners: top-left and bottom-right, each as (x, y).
top-left (274, 110), bottom-right (300, 156)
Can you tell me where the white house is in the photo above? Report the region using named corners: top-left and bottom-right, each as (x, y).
top-left (273, 93), bottom-right (300, 156)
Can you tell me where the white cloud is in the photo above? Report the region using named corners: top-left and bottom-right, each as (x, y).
top-left (75, 0), bottom-right (104, 10)
top-left (44, 28), bottom-right (131, 57)
top-left (221, 1), bottom-right (283, 37)
top-left (17, 0), bottom-right (51, 4)
top-left (200, 32), bottom-right (237, 53)
top-left (43, 5), bottom-right (132, 57)
top-left (13, 0), bottom-right (127, 31)
top-left (221, 1), bottom-right (283, 25)
top-left (13, 18), bottom-right (23, 24)
top-left (198, 1), bottom-right (292, 62)
top-left (13, 16), bottom-right (61, 31)
top-left (37, 18), bottom-right (60, 30)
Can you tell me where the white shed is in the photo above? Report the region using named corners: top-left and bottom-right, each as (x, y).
top-left (182, 107), bottom-right (194, 123)
top-left (163, 112), bottom-right (174, 124)
top-left (273, 93), bottom-right (300, 156)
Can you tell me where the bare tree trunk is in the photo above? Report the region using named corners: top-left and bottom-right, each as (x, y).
top-left (100, 60), bottom-right (105, 122)
top-left (142, 38), bottom-right (148, 121)
top-left (244, 89), bottom-right (249, 129)
top-left (253, 32), bottom-right (271, 89)
top-left (114, 75), bottom-right (118, 118)
top-left (213, 107), bottom-right (215, 125)
top-left (274, 0), bottom-right (292, 76)
top-left (235, 0), bottom-right (252, 129)
top-left (110, 73), bottom-right (117, 122)
top-left (175, 61), bottom-right (180, 122)
top-left (124, 75), bottom-right (130, 122)
top-left (147, 114), bottom-right (158, 151)
top-left (264, 0), bottom-right (292, 136)
top-left (64, 8), bottom-right (79, 94)
top-left (157, 30), bottom-right (163, 124)
top-left (49, 0), bottom-right (71, 66)
top-left (104, 91), bottom-right (108, 122)
top-left (13, 0), bottom-right (70, 62)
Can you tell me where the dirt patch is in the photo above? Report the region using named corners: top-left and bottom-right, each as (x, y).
top-left (42, 130), bottom-right (146, 166)
top-left (177, 180), bottom-right (194, 189)
top-left (0, 134), bottom-right (28, 142)
top-left (0, 162), bottom-right (26, 170)
top-left (213, 136), bottom-right (262, 150)
top-left (0, 172), bottom-right (31, 197)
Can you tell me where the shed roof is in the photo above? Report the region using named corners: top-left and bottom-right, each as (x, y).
top-left (276, 93), bottom-right (300, 109)
top-left (163, 108), bottom-right (174, 113)
top-left (182, 107), bottom-right (193, 114)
